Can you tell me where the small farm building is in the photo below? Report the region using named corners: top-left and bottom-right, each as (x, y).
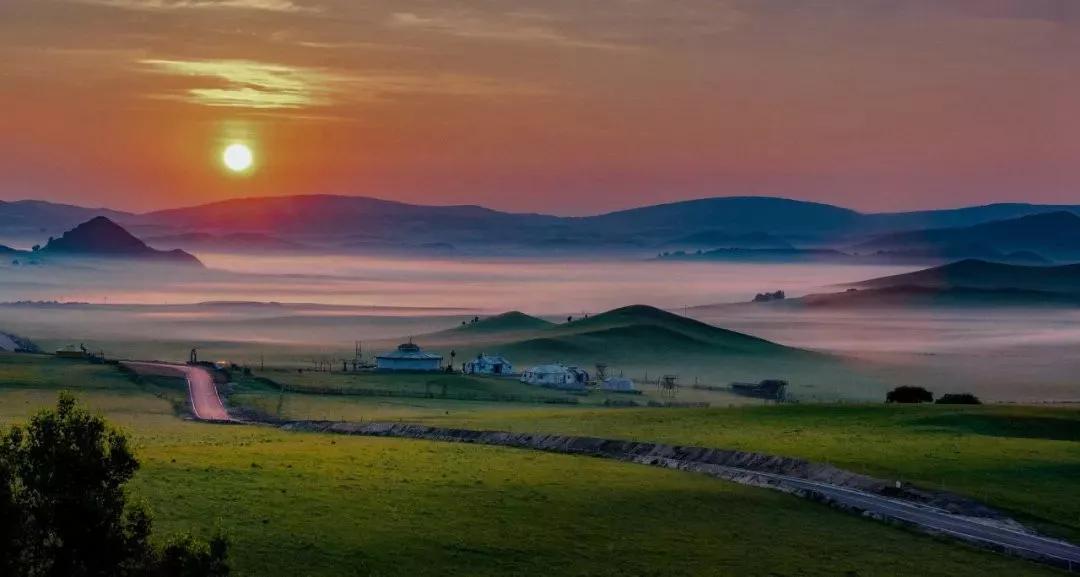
top-left (520, 364), bottom-right (589, 390)
top-left (464, 353), bottom-right (513, 376)
top-left (376, 342), bottom-right (443, 371)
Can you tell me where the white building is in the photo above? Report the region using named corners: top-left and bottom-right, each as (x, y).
top-left (376, 342), bottom-right (443, 372)
top-left (463, 353), bottom-right (514, 376)
top-left (520, 363), bottom-right (589, 390)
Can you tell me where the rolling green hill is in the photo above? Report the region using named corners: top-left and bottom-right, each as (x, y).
top-left (451, 311), bottom-right (554, 334)
top-left (420, 305), bottom-right (809, 373)
top-left (532, 305), bottom-right (792, 355)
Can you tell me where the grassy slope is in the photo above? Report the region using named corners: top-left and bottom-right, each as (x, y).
top-left (448, 311), bottom-right (554, 333)
top-left (0, 352), bottom-right (1067, 576)
top-left (459, 305), bottom-right (796, 358)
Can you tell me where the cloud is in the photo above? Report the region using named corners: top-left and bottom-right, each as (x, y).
top-left (139, 58), bottom-right (543, 110)
top-left (76, 0), bottom-right (316, 13)
top-left (387, 11), bottom-right (637, 51)
top-left (140, 59), bottom-right (339, 108)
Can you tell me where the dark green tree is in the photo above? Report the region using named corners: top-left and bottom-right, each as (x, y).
top-left (885, 386), bottom-right (934, 404)
top-left (0, 442), bottom-right (22, 576)
top-left (0, 393), bottom-right (229, 577)
top-left (935, 393), bottom-right (982, 405)
top-left (153, 533), bottom-right (230, 577)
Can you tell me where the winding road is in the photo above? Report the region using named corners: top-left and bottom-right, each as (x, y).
top-left (124, 362), bottom-right (231, 422)
top-left (652, 457), bottom-right (1080, 571)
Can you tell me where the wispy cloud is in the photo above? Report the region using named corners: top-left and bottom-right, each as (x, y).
top-left (139, 58), bottom-right (543, 110)
top-left (140, 59), bottom-right (339, 108)
top-left (77, 0), bottom-right (317, 13)
top-left (387, 11), bottom-right (637, 52)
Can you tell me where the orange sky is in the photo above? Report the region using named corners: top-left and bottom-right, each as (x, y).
top-left (1, 0), bottom-right (1078, 215)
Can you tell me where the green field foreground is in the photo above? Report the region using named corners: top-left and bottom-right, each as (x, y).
top-left (0, 353), bottom-right (1075, 576)
top-left (231, 374), bottom-right (1080, 543)
top-left (410, 403), bottom-right (1080, 540)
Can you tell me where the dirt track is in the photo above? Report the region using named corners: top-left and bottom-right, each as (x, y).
top-left (124, 362), bottom-right (231, 422)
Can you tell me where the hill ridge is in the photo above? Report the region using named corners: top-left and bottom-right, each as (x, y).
top-left (40, 217), bottom-right (202, 266)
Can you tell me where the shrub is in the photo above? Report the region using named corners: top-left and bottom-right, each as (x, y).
top-left (0, 393), bottom-right (229, 577)
top-left (885, 386), bottom-right (934, 404)
top-left (936, 393), bottom-right (982, 405)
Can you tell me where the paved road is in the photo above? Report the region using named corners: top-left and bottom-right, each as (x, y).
top-left (676, 459), bottom-right (1080, 571)
top-left (125, 362), bottom-right (231, 422)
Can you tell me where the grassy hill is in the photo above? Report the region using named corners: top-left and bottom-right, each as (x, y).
top-left (409, 305), bottom-right (853, 394)
top-left (542, 304), bottom-right (788, 351)
top-left (426, 305), bottom-right (797, 365)
top-left (450, 311), bottom-right (554, 334)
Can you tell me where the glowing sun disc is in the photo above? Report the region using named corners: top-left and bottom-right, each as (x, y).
top-left (223, 143), bottom-right (253, 172)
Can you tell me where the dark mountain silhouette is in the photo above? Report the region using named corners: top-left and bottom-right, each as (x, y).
top-left (855, 212), bottom-right (1080, 259)
top-left (851, 259), bottom-right (1080, 294)
top-left (136, 195), bottom-right (1080, 248)
top-left (40, 217), bottom-right (202, 266)
top-left (581, 197), bottom-right (863, 237)
top-left (7, 196), bottom-right (1080, 254)
top-left (860, 203), bottom-right (1080, 231)
top-left (794, 286), bottom-right (1080, 308)
top-left (0, 200), bottom-right (131, 234)
top-left (138, 194), bottom-right (562, 240)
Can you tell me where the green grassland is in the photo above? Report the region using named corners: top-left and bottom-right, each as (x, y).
top-left (234, 366), bottom-right (744, 410)
top-left (225, 380), bottom-right (1080, 542)
top-left (0, 352), bottom-right (1072, 576)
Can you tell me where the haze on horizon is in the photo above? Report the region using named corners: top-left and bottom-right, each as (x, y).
top-left (1, 0), bottom-right (1078, 215)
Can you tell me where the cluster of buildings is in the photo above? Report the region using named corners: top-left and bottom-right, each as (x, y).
top-left (374, 341), bottom-right (634, 393)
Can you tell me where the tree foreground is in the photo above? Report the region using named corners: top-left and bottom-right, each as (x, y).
top-left (0, 393), bottom-right (229, 577)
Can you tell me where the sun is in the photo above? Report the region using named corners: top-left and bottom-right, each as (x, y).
top-left (222, 143), bottom-right (253, 172)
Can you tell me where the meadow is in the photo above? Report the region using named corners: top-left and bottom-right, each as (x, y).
top-left (0, 352), bottom-right (1072, 576)
top-left (228, 372), bottom-right (1080, 542)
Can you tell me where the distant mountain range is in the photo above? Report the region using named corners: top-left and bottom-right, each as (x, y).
top-left (853, 212), bottom-right (1080, 261)
top-left (737, 259), bottom-right (1080, 309)
top-left (659, 211), bottom-right (1076, 265)
top-left (851, 259), bottom-right (1080, 294)
top-left (796, 286), bottom-right (1080, 308)
top-left (18, 217), bottom-right (201, 266)
top-left (0, 200), bottom-right (131, 237)
top-left (3, 194), bottom-right (1080, 257)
